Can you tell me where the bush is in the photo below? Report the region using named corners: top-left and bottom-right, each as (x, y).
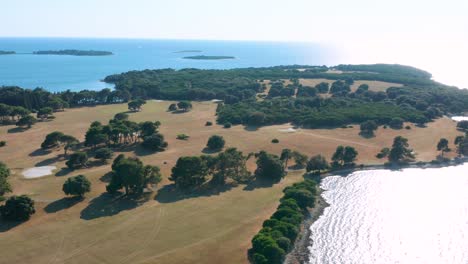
top-left (271, 138), bottom-right (279, 143)
top-left (223, 122), bottom-right (232, 128)
top-left (405, 125), bottom-right (411, 130)
top-left (63, 175), bottom-right (91, 197)
top-left (205, 121), bottom-right (213, 126)
top-left (389, 118), bottom-right (404, 129)
top-left (0, 195), bottom-right (35, 221)
top-left (177, 134), bottom-right (190, 140)
top-left (0, 141), bottom-right (5, 147)
top-left (206, 135), bottom-right (225, 150)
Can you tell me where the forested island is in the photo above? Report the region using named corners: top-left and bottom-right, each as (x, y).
top-left (33, 49), bottom-right (113, 56)
top-left (183, 55), bottom-right (235, 60)
top-left (0, 51), bottom-right (16, 55)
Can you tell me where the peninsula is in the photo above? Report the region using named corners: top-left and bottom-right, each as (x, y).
top-left (33, 49), bottom-right (113, 56)
top-left (183, 55), bottom-right (235, 60)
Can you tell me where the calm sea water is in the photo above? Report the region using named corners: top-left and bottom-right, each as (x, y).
top-left (309, 163), bottom-right (468, 264)
top-left (0, 38), bottom-right (339, 91)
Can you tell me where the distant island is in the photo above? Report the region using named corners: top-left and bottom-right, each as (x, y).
top-left (0, 51), bottom-right (16, 55)
top-left (174, 50), bottom-right (202, 53)
top-left (183, 55), bottom-right (235, 60)
top-left (33, 49), bottom-right (113, 56)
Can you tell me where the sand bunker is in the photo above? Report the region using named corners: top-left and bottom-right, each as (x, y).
top-left (22, 166), bottom-right (56, 179)
top-left (452, 116), bottom-right (468, 122)
top-left (278, 128), bottom-right (297, 133)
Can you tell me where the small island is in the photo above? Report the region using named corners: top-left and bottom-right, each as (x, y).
top-left (183, 55), bottom-right (235, 60)
top-left (174, 50), bottom-right (202, 53)
top-left (0, 51), bottom-right (16, 55)
top-left (33, 49), bottom-right (113, 56)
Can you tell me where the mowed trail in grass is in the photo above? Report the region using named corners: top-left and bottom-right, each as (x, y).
top-left (0, 100), bottom-right (462, 264)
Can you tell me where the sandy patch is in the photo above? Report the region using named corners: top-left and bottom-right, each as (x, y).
top-left (152, 100), bottom-right (164, 102)
top-left (278, 128), bottom-right (297, 133)
top-left (211, 99), bottom-right (223, 103)
top-left (22, 166), bottom-right (56, 179)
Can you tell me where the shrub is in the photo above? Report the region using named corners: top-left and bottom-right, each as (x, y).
top-left (205, 121), bottom-right (213, 126)
top-left (177, 134), bottom-right (190, 140)
top-left (0, 141), bottom-right (5, 147)
top-left (405, 125), bottom-right (411, 130)
top-left (271, 138), bottom-right (279, 143)
top-left (223, 122), bottom-right (232, 128)
top-left (0, 195), bottom-right (35, 221)
top-left (66, 152), bottom-right (88, 169)
top-left (141, 133), bottom-right (168, 151)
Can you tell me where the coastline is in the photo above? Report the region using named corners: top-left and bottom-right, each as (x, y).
top-left (284, 157), bottom-right (468, 264)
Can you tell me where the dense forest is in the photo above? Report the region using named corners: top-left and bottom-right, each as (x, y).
top-left (1, 64), bottom-right (468, 128)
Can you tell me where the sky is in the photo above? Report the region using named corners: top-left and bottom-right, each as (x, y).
top-left (2, 0), bottom-right (468, 87)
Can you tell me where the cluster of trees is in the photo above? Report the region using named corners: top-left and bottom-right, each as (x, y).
top-left (41, 131), bottom-right (79, 155)
top-left (331, 146), bottom-right (358, 168)
top-left (248, 180), bottom-right (317, 264)
top-left (377, 136), bottom-right (415, 163)
top-left (106, 155), bottom-right (162, 195)
top-left (217, 97), bottom-right (431, 129)
top-left (63, 175), bottom-right (91, 197)
top-left (83, 116), bottom-right (167, 152)
top-left (457, 121), bottom-right (468, 131)
top-left (0, 162), bottom-right (11, 199)
top-left (170, 148), bottom-right (286, 190)
top-left (128, 99), bottom-right (146, 112)
top-left (168, 101), bottom-right (193, 112)
top-left (280, 149), bottom-right (308, 169)
top-left (455, 133), bottom-right (468, 156)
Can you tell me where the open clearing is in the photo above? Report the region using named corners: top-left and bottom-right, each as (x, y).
top-left (0, 100), bottom-right (462, 264)
top-left (299, 78), bottom-right (403, 93)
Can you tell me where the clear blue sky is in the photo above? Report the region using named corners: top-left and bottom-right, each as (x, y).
top-left (2, 0), bottom-right (467, 43)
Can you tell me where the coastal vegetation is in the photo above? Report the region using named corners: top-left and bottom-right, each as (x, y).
top-left (33, 49), bottom-right (113, 56)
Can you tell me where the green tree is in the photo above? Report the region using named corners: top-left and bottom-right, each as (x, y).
top-left (168, 103), bottom-right (178, 111)
top-left (177, 101), bottom-right (192, 112)
top-left (331, 146), bottom-right (345, 166)
top-left (114, 112), bottom-right (129, 121)
top-left (62, 175), bottom-right (91, 197)
top-left (94, 148), bottom-right (114, 162)
top-left (128, 99), bottom-right (146, 112)
top-left (141, 133), bottom-right (168, 151)
top-left (206, 135), bottom-right (225, 151)
top-left (437, 138), bottom-right (450, 157)
top-left (139, 121), bottom-right (159, 138)
top-left (255, 151), bottom-right (285, 182)
top-left (343, 146), bottom-right (358, 165)
top-left (84, 126), bottom-right (107, 149)
top-left (211, 148), bottom-right (251, 185)
top-left (389, 136), bottom-right (415, 163)
top-left (107, 156), bottom-right (151, 194)
top-left (16, 115), bottom-right (37, 129)
top-left (389, 118), bottom-right (404, 129)
top-left (37, 107), bottom-right (54, 121)
top-left (0, 162), bottom-right (12, 197)
top-left (0, 195), bottom-right (35, 221)
top-left (454, 134), bottom-right (468, 156)
top-left (280, 149), bottom-right (292, 169)
top-left (291, 151), bottom-right (308, 168)
top-left (60, 134), bottom-right (79, 156)
top-left (360, 120), bottom-right (378, 137)
top-left (66, 152), bottom-right (88, 169)
top-left (170, 156), bottom-right (208, 189)
top-left (306, 155), bottom-right (329, 173)
top-left (41, 131), bottom-right (65, 149)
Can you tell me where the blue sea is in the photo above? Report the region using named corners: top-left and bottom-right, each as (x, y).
top-left (0, 38), bottom-right (341, 92)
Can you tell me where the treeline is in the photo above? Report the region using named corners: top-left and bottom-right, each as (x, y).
top-left (217, 97), bottom-right (429, 128)
top-left (248, 180), bottom-right (317, 264)
top-left (0, 86), bottom-right (130, 111)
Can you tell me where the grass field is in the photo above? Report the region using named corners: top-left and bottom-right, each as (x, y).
top-left (0, 100), bottom-right (462, 264)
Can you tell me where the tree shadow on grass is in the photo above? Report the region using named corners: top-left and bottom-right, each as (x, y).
top-left (80, 192), bottom-right (151, 220)
top-left (99, 171), bottom-right (114, 183)
top-left (243, 178), bottom-right (277, 191)
top-left (243, 125), bottom-right (259, 132)
top-left (29, 148), bottom-right (52, 157)
top-left (55, 168), bottom-right (73, 177)
top-left (358, 131), bottom-right (375, 139)
top-left (7, 127), bottom-right (27, 134)
top-left (155, 183), bottom-right (235, 203)
top-left (44, 196), bottom-right (84, 213)
top-left (201, 147), bottom-right (221, 154)
top-left (35, 154), bottom-right (64, 166)
top-left (0, 220), bottom-right (23, 233)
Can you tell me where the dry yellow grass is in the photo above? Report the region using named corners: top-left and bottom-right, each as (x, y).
top-left (299, 78), bottom-right (403, 93)
top-left (0, 100), bottom-right (462, 264)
